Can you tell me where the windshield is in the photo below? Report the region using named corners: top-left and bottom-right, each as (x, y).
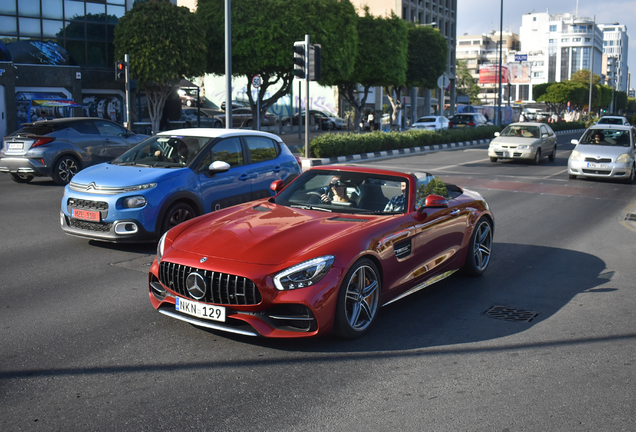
top-left (112, 135), bottom-right (211, 167)
top-left (578, 129), bottom-right (632, 147)
top-left (274, 170), bottom-right (413, 214)
top-left (500, 125), bottom-right (540, 138)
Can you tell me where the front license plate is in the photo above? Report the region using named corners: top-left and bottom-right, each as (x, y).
top-left (8, 143), bottom-right (23, 150)
top-left (72, 209), bottom-right (100, 222)
top-left (176, 297), bottom-right (226, 322)
top-left (586, 163), bottom-right (609, 169)
top-left (503, 151), bottom-right (511, 158)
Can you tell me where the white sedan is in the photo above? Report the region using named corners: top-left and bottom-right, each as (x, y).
top-left (488, 122), bottom-right (557, 164)
top-left (410, 116), bottom-right (449, 131)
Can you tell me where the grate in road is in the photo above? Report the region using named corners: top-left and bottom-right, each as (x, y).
top-left (625, 213), bottom-right (636, 221)
top-left (484, 305), bottom-right (539, 323)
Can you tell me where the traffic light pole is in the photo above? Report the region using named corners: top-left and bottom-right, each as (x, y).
top-left (124, 53), bottom-right (131, 130)
top-left (304, 34), bottom-right (310, 158)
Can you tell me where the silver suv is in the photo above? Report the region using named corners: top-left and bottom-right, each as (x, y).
top-left (0, 118), bottom-right (147, 185)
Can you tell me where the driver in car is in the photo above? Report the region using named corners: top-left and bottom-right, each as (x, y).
top-left (321, 175), bottom-right (351, 203)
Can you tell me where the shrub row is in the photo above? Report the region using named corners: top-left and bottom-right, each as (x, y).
top-left (305, 121), bottom-right (586, 158)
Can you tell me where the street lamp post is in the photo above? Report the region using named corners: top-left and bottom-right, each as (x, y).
top-left (496, 0), bottom-right (503, 126)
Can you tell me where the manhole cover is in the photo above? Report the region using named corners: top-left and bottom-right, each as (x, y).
top-left (484, 305), bottom-right (539, 323)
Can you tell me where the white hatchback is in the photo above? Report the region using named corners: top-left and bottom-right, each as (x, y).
top-left (568, 125), bottom-right (636, 183)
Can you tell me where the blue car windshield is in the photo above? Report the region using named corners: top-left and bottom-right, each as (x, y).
top-left (112, 135), bottom-right (211, 167)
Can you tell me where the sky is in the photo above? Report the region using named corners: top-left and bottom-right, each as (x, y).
top-left (456, 0), bottom-right (636, 89)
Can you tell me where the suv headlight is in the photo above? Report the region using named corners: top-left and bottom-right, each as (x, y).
top-left (616, 153), bottom-right (630, 163)
top-left (123, 182), bottom-right (157, 192)
top-left (569, 150), bottom-right (582, 161)
top-left (274, 256), bottom-right (335, 290)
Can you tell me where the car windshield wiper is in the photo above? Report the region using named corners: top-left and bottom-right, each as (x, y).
top-left (358, 210), bottom-right (401, 215)
top-left (289, 204), bottom-right (332, 212)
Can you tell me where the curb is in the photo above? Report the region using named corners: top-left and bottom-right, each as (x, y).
top-left (299, 129), bottom-right (586, 169)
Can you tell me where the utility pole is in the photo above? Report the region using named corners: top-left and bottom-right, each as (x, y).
top-left (124, 53), bottom-right (131, 130)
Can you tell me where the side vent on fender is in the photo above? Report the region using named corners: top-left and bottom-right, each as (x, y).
top-left (394, 239), bottom-right (412, 259)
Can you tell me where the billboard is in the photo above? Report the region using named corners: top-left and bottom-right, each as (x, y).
top-left (479, 64), bottom-right (511, 84)
top-left (509, 63), bottom-right (530, 84)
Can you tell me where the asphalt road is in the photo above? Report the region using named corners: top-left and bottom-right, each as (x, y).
top-left (1, 131), bottom-right (634, 431)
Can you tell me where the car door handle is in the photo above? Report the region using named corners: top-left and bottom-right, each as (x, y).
top-left (273, 165), bottom-right (281, 172)
top-left (238, 173), bottom-right (250, 181)
top-left (450, 209), bottom-right (460, 217)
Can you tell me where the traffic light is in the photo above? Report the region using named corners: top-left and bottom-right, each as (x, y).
top-left (115, 61), bottom-right (126, 81)
top-left (308, 44), bottom-right (321, 82)
top-left (292, 41), bottom-right (306, 79)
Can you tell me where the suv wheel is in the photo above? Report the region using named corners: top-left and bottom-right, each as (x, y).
top-left (52, 155), bottom-right (79, 185)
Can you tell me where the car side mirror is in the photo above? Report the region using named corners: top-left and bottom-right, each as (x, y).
top-left (208, 160), bottom-right (231, 174)
top-left (542, 133), bottom-right (549, 138)
top-left (626, 122), bottom-right (630, 126)
top-left (494, 132), bottom-right (500, 137)
top-left (571, 139), bottom-right (579, 145)
top-left (416, 194), bottom-right (448, 212)
top-left (270, 180), bottom-right (284, 193)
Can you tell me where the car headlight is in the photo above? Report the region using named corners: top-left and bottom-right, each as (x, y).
top-left (273, 256), bottom-right (335, 290)
top-left (518, 144), bottom-right (530, 149)
top-left (616, 153), bottom-right (631, 163)
top-left (122, 196), bottom-right (147, 208)
top-left (569, 150), bottom-right (582, 161)
top-left (157, 232), bottom-right (167, 264)
top-left (123, 182), bottom-right (157, 192)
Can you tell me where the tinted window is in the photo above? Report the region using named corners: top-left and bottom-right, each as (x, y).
top-left (245, 136), bottom-right (278, 163)
top-left (69, 120), bottom-right (99, 135)
top-left (210, 138), bottom-right (243, 166)
top-left (95, 121), bottom-right (125, 137)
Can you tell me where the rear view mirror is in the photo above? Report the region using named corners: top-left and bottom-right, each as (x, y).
top-left (270, 180), bottom-right (284, 193)
top-left (494, 132), bottom-right (500, 137)
top-left (571, 139), bottom-right (579, 145)
top-left (416, 194), bottom-right (448, 213)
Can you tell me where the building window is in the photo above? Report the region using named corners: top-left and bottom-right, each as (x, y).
top-left (561, 38), bottom-right (569, 42)
top-left (573, 38), bottom-right (581, 42)
top-left (550, 25), bottom-right (557, 32)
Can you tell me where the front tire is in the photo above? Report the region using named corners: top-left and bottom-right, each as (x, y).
top-left (333, 258), bottom-right (380, 339)
top-left (9, 173), bottom-right (34, 183)
top-left (51, 155), bottom-right (79, 185)
top-left (623, 164), bottom-right (636, 184)
top-left (161, 202), bottom-right (196, 234)
top-left (490, 157), bottom-right (498, 163)
top-left (548, 145), bottom-right (557, 162)
top-left (461, 217), bottom-right (493, 276)
top-left (532, 149), bottom-right (541, 165)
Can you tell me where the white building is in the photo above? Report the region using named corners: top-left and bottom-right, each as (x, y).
top-left (599, 24), bottom-right (629, 92)
top-left (518, 12), bottom-right (603, 100)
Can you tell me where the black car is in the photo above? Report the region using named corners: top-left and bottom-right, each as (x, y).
top-left (448, 113), bottom-right (492, 128)
top-left (282, 110), bottom-right (341, 130)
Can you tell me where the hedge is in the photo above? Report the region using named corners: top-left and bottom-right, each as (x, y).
top-left (304, 121), bottom-right (586, 158)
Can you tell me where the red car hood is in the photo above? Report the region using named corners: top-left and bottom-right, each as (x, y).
top-left (170, 201), bottom-right (378, 265)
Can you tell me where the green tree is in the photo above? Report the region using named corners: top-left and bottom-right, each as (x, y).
top-left (198, 0), bottom-right (357, 126)
top-left (114, 0), bottom-right (206, 133)
top-left (384, 23), bottom-right (447, 125)
top-left (532, 82), bottom-right (552, 101)
top-left (455, 60), bottom-right (480, 105)
top-left (337, 9), bottom-right (407, 130)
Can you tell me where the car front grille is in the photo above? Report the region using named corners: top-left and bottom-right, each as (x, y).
top-left (69, 218), bottom-right (112, 232)
top-left (67, 198), bottom-right (109, 219)
top-left (584, 157), bottom-right (612, 163)
top-left (159, 261), bottom-right (262, 305)
top-left (582, 169), bottom-right (611, 175)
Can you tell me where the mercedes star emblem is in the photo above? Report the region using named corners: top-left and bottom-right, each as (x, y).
top-left (185, 272), bottom-right (207, 300)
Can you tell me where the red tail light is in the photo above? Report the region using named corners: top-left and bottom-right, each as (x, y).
top-left (31, 137), bottom-right (56, 148)
top-left (449, 122), bottom-right (455, 127)
top-left (467, 122), bottom-right (476, 127)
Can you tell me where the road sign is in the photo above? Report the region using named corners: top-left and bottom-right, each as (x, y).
top-left (251, 75), bottom-right (262, 89)
top-left (515, 54), bottom-right (528, 62)
top-left (437, 74), bottom-right (449, 89)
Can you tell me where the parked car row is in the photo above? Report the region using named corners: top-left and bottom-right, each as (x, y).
top-left (281, 110), bottom-right (346, 131)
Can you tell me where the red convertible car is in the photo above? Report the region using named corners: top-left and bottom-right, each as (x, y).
top-left (149, 166), bottom-right (494, 339)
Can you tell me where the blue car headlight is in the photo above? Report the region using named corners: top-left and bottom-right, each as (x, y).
top-left (122, 196), bottom-right (147, 208)
top-left (123, 182), bottom-right (157, 192)
top-left (274, 256), bottom-right (335, 290)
